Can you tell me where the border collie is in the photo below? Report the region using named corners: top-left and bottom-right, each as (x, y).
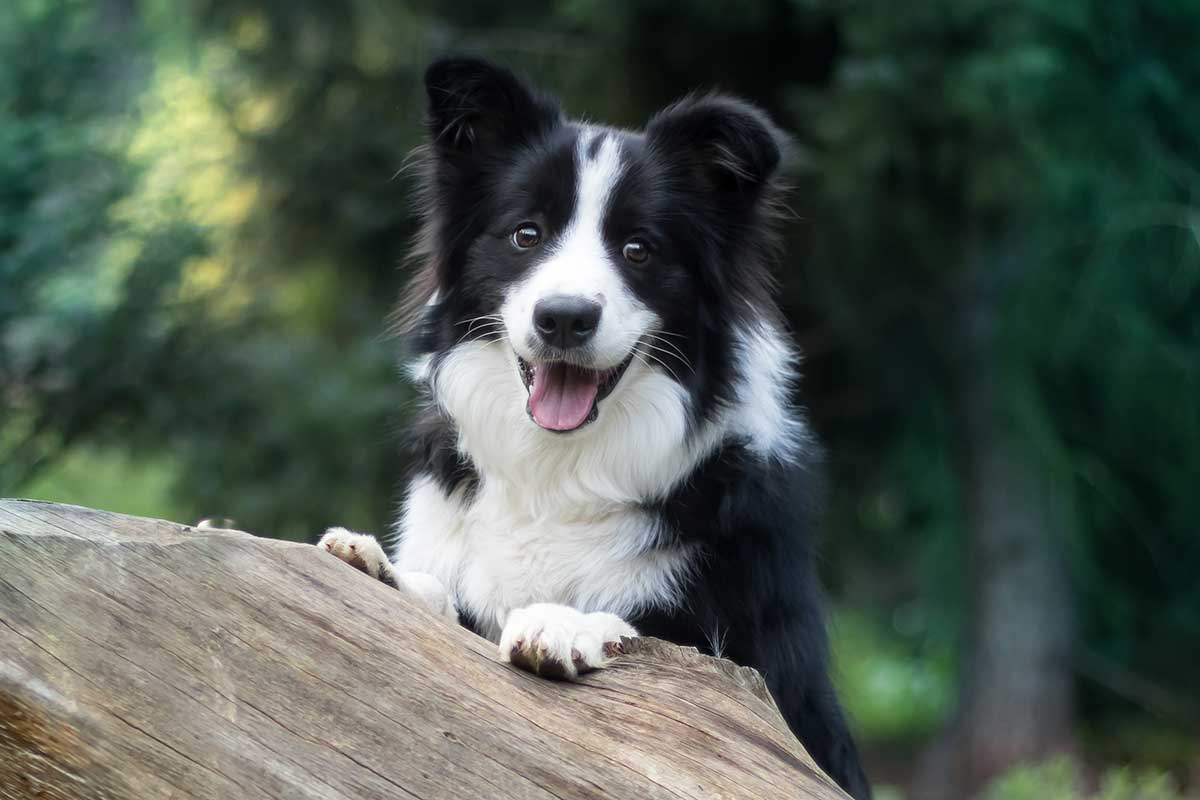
top-left (319, 57), bottom-right (870, 799)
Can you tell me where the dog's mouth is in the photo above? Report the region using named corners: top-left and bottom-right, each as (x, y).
top-left (517, 354), bottom-right (633, 432)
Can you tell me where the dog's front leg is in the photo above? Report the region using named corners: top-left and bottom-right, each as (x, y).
top-left (317, 527), bottom-right (458, 622)
top-left (498, 603), bottom-right (637, 680)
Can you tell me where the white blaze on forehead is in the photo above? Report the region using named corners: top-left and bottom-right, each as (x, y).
top-left (565, 129), bottom-right (623, 249)
top-left (501, 127), bottom-right (659, 368)
top-left (538, 129), bottom-right (624, 295)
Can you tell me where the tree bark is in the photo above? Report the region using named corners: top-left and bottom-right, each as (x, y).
top-left (916, 225), bottom-right (1075, 798)
top-left (0, 499), bottom-right (848, 800)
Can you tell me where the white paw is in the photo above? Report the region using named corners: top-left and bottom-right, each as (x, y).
top-left (317, 528), bottom-right (458, 622)
top-left (395, 571), bottom-right (458, 622)
top-left (498, 604), bottom-right (637, 680)
top-left (317, 528), bottom-right (394, 584)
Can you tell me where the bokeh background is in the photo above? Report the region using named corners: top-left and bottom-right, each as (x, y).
top-left (3, 1), bottom-right (1198, 797)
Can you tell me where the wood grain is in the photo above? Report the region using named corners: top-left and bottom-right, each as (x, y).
top-left (0, 499), bottom-right (848, 800)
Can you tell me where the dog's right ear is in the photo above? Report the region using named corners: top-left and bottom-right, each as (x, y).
top-left (424, 57), bottom-right (561, 155)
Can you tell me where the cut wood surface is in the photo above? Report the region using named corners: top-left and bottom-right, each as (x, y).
top-left (0, 499), bottom-right (848, 800)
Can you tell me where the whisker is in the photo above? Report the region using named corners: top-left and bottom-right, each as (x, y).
top-left (645, 330), bottom-right (689, 349)
top-left (641, 351), bottom-right (681, 384)
top-left (454, 314), bottom-right (505, 326)
top-left (453, 320), bottom-right (504, 336)
top-left (457, 330), bottom-right (506, 346)
top-left (639, 339), bottom-right (694, 374)
top-left (643, 334), bottom-right (692, 365)
top-left (644, 329), bottom-right (693, 371)
top-left (627, 348), bottom-right (654, 374)
top-left (633, 345), bottom-right (682, 384)
top-left (455, 320), bottom-right (507, 346)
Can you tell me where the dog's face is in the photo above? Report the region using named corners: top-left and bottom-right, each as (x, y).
top-left (412, 58), bottom-right (785, 437)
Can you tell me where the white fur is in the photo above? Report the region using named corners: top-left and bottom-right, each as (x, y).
top-left (730, 321), bottom-right (811, 462)
top-left (706, 623), bottom-right (729, 660)
top-left (501, 130), bottom-right (658, 368)
top-left (395, 470), bottom-right (695, 641)
top-left (428, 340), bottom-right (712, 504)
top-left (395, 314), bottom-right (808, 639)
top-left (498, 603), bottom-right (637, 679)
top-left (318, 527), bottom-right (457, 622)
top-left (396, 570), bottom-right (458, 621)
top-left (406, 353), bottom-right (432, 383)
top-left (319, 527), bottom-right (390, 577)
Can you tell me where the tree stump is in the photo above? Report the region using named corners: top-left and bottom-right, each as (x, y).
top-left (0, 499), bottom-right (848, 799)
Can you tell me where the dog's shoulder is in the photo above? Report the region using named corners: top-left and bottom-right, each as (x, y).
top-left (633, 436), bottom-right (824, 648)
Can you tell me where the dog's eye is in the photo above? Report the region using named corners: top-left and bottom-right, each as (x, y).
top-left (512, 223), bottom-right (541, 249)
top-left (622, 238), bottom-right (649, 264)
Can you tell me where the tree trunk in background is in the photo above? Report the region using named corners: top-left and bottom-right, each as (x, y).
top-left (916, 225), bottom-right (1075, 799)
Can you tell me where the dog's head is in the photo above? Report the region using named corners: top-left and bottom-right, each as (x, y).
top-left (407, 57), bottom-right (790, 442)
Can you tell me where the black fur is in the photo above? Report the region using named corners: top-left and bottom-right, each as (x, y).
top-left (405, 407), bottom-right (478, 502)
top-left (635, 441), bottom-right (870, 798)
top-left (401, 57), bottom-right (870, 799)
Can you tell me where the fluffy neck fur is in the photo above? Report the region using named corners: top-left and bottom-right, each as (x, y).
top-left (421, 317), bottom-right (805, 515)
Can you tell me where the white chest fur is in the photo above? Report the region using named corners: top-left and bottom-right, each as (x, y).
top-left (392, 322), bottom-right (804, 641)
top-left (393, 475), bottom-right (694, 641)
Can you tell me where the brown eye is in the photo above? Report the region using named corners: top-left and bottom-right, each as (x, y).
top-left (622, 238), bottom-right (649, 264)
top-left (512, 223), bottom-right (541, 249)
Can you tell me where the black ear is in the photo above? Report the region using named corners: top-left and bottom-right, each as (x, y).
top-left (424, 57), bottom-right (562, 154)
top-left (645, 94), bottom-right (785, 201)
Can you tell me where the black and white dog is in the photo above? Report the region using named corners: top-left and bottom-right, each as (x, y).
top-left (319, 57), bottom-right (870, 799)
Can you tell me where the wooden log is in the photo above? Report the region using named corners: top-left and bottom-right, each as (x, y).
top-left (0, 499), bottom-right (848, 800)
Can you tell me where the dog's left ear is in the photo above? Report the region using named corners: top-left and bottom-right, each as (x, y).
top-left (424, 57), bottom-right (562, 156)
top-left (645, 94), bottom-right (784, 205)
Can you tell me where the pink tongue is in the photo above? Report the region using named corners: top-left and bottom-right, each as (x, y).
top-left (528, 363), bottom-right (600, 431)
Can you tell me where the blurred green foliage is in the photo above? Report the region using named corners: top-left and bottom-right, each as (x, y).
top-left (1, 0), bottom-right (406, 538)
top-left (2, 0), bottom-right (1197, 792)
top-left (832, 609), bottom-right (956, 740)
top-left (984, 757), bottom-right (1187, 800)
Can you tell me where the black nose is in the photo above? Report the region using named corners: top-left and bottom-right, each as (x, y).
top-left (533, 295), bottom-right (602, 349)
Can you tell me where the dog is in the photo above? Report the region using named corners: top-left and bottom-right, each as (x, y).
top-left (319, 56), bottom-right (870, 799)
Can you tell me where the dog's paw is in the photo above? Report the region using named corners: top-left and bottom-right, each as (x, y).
top-left (395, 571), bottom-right (459, 622)
top-left (499, 603), bottom-right (637, 681)
top-left (317, 528), bottom-right (459, 621)
top-left (317, 527), bottom-right (395, 585)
